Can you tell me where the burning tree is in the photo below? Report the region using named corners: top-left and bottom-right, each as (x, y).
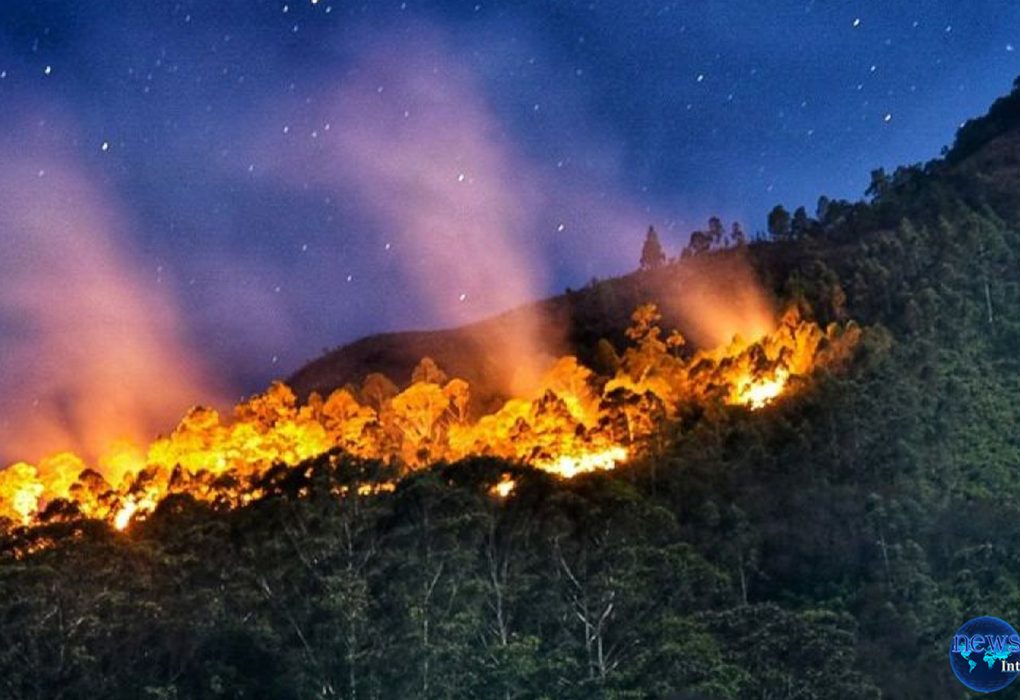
top-left (0, 301), bottom-right (860, 532)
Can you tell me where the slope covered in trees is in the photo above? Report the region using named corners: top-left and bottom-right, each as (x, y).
top-left (4, 81), bottom-right (1020, 699)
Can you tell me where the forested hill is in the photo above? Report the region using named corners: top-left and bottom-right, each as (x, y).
top-left (3, 81), bottom-right (1020, 700)
top-left (289, 77), bottom-right (1020, 408)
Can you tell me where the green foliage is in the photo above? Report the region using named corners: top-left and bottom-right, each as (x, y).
top-left (767, 204), bottom-right (791, 240)
top-left (946, 75), bottom-right (1020, 164)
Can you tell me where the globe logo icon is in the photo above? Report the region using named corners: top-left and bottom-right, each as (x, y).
top-left (949, 616), bottom-right (1020, 693)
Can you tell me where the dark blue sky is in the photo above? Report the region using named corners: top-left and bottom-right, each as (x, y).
top-left (1, 0), bottom-right (1018, 396)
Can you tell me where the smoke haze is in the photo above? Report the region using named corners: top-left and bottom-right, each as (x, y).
top-left (0, 145), bottom-right (220, 464)
top-left (253, 28), bottom-right (624, 391)
top-left (662, 251), bottom-right (777, 348)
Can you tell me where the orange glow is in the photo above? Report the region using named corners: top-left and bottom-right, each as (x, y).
top-left (734, 368), bottom-right (790, 409)
top-left (112, 499), bottom-right (139, 531)
top-left (0, 463), bottom-right (44, 525)
top-left (0, 304), bottom-right (858, 532)
top-left (534, 446), bottom-right (628, 479)
top-left (112, 487), bottom-right (161, 531)
top-left (491, 475), bottom-right (516, 498)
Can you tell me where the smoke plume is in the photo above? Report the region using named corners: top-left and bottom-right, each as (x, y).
top-left (251, 27), bottom-right (654, 392)
top-left (0, 148), bottom-right (219, 465)
top-left (659, 250), bottom-right (777, 348)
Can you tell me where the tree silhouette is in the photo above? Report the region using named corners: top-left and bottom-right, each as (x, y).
top-left (791, 206), bottom-right (811, 238)
top-left (708, 216), bottom-right (725, 246)
top-left (686, 230), bottom-right (712, 256)
top-left (731, 221), bottom-right (747, 247)
top-left (767, 205), bottom-right (791, 240)
top-left (639, 226), bottom-right (666, 270)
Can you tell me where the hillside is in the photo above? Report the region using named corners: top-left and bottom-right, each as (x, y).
top-left (289, 73), bottom-right (1020, 406)
top-left (3, 80), bottom-right (1020, 700)
top-left (289, 251), bottom-right (792, 409)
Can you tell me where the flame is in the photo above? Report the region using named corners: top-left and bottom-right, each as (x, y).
top-left (734, 368), bottom-right (790, 409)
top-left (112, 487), bottom-right (160, 530)
top-left (0, 304), bottom-right (858, 532)
top-left (534, 446), bottom-right (629, 479)
top-left (0, 463), bottom-right (43, 525)
top-left (491, 475), bottom-right (516, 498)
top-left (112, 499), bottom-right (139, 531)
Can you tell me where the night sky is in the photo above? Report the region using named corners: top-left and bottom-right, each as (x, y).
top-left (1, 1), bottom-right (1018, 413)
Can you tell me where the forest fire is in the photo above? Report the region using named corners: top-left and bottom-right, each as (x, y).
top-left (0, 304), bottom-right (859, 529)
top-left (491, 474), bottom-right (517, 498)
top-left (535, 446), bottom-right (629, 479)
top-left (734, 369), bottom-right (790, 409)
